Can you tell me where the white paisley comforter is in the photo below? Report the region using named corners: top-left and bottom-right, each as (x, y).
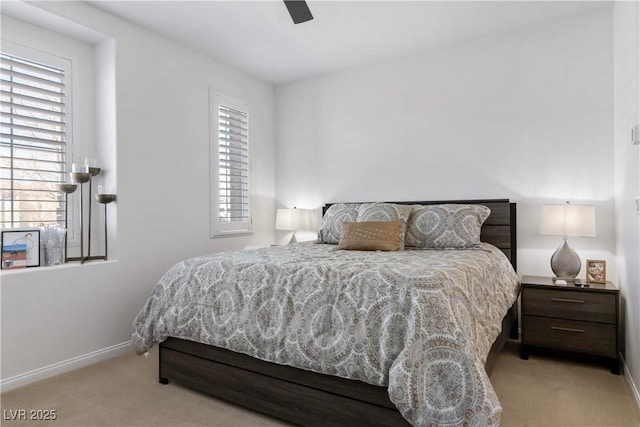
top-left (132, 242), bottom-right (518, 427)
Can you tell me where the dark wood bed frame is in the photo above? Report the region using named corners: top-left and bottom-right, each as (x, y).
top-left (159, 199), bottom-right (518, 426)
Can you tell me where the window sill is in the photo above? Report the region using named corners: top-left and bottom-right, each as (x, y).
top-left (0, 259), bottom-right (118, 275)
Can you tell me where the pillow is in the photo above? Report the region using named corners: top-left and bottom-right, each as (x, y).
top-left (318, 203), bottom-right (360, 244)
top-left (356, 203), bottom-right (413, 249)
top-left (337, 221), bottom-right (404, 251)
top-left (405, 204), bottom-right (490, 249)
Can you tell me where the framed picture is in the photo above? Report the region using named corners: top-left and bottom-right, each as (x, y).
top-left (1, 229), bottom-right (41, 269)
top-left (586, 259), bottom-right (606, 284)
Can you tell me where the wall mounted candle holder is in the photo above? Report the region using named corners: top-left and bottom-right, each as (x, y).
top-left (57, 165), bottom-right (116, 264)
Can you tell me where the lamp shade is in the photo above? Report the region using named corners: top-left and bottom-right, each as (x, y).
top-left (541, 203), bottom-right (596, 237)
top-left (275, 208), bottom-right (312, 231)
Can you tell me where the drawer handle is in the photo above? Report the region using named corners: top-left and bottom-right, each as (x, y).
top-left (550, 297), bottom-right (585, 304)
top-left (551, 326), bottom-right (585, 333)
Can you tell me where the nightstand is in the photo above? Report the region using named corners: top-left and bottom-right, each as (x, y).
top-left (520, 275), bottom-right (620, 374)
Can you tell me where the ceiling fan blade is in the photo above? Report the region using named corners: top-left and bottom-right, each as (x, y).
top-left (284, 0), bottom-right (313, 24)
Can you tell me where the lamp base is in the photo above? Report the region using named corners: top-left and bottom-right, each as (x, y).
top-left (550, 238), bottom-right (581, 279)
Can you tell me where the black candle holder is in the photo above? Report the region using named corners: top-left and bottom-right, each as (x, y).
top-left (57, 168), bottom-right (115, 264)
top-left (56, 183), bottom-right (77, 263)
top-left (95, 193), bottom-right (116, 260)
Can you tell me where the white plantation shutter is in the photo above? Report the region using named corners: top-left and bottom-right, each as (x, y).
top-left (0, 51), bottom-right (70, 229)
top-left (218, 105), bottom-right (249, 222)
top-left (211, 93), bottom-right (252, 237)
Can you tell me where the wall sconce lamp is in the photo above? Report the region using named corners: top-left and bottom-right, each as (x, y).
top-left (275, 207), bottom-right (312, 244)
top-left (541, 201), bottom-right (596, 280)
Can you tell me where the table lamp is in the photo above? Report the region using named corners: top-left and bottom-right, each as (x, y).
top-left (276, 207), bottom-right (312, 244)
top-left (541, 202), bottom-right (596, 280)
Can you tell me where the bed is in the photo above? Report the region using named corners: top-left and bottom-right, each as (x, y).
top-left (132, 199), bottom-right (519, 427)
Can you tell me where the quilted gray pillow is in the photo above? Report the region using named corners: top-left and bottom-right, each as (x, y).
top-left (356, 203), bottom-right (413, 249)
top-left (405, 204), bottom-right (490, 249)
top-left (318, 203), bottom-right (360, 244)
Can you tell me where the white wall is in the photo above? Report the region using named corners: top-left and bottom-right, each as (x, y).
top-left (613, 0), bottom-right (640, 404)
top-left (1, 2), bottom-right (275, 389)
top-left (276, 9), bottom-right (615, 279)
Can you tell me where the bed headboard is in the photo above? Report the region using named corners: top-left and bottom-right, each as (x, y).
top-left (322, 199), bottom-right (517, 271)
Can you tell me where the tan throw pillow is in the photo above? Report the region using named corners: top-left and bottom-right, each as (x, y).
top-left (337, 221), bottom-right (404, 251)
top-left (356, 203), bottom-right (413, 249)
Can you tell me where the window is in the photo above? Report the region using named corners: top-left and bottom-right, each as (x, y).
top-left (210, 93), bottom-right (251, 237)
top-left (1, 50), bottom-right (71, 230)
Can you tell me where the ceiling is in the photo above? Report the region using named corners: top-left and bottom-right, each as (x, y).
top-left (88, 1), bottom-right (610, 85)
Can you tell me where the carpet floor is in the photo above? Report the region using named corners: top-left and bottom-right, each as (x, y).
top-left (1, 340), bottom-right (639, 426)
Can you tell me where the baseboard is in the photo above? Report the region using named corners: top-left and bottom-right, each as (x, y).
top-left (0, 341), bottom-right (132, 393)
top-left (621, 355), bottom-right (640, 410)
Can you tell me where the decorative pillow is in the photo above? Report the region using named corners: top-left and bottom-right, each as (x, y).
top-left (356, 203), bottom-right (413, 249)
top-left (337, 221), bottom-right (403, 251)
top-left (318, 203), bottom-right (360, 244)
top-left (405, 204), bottom-right (490, 249)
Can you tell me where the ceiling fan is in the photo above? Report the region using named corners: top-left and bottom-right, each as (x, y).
top-left (284, 0), bottom-right (314, 24)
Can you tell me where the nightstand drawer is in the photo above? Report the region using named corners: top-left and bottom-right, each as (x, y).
top-left (523, 315), bottom-right (617, 357)
top-left (522, 288), bottom-right (616, 324)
